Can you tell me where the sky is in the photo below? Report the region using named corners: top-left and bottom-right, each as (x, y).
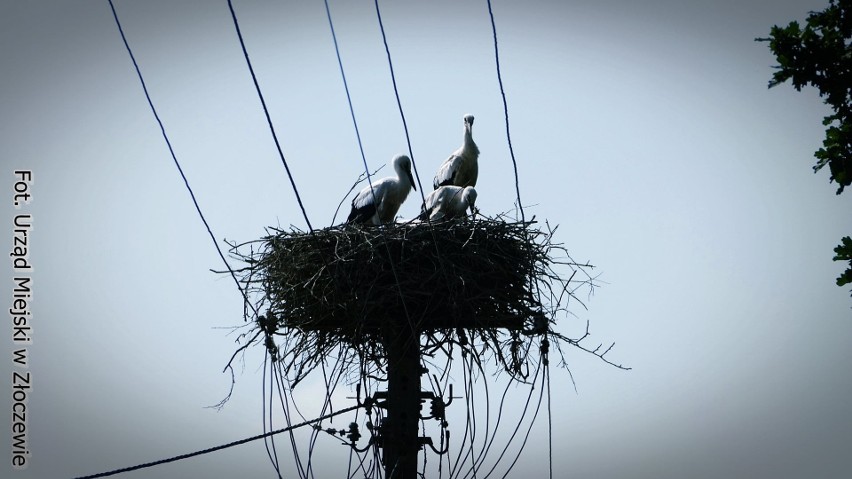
top-left (2, 0), bottom-right (851, 478)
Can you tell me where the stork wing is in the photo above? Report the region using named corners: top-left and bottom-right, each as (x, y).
top-left (433, 155), bottom-right (462, 189)
top-left (347, 179), bottom-right (387, 224)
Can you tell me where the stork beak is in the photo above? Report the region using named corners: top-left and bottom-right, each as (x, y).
top-left (407, 169), bottom-right (416, 191)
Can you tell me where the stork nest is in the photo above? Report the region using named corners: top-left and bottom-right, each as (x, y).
top-left (229, 216), bottom-right (596, 385)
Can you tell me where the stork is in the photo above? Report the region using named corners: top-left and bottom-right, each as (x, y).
top-left (347, 154), bottom-right (417, 225)
top-left (419, 186), bottom-right (477, 222)
top-left (433, 114), bottom-right (479, 189)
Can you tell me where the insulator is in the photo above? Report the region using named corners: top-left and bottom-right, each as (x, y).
top-left (346, 422), bottom-right (361, 444)
top-left (430, 397), bottom-right (446, 420)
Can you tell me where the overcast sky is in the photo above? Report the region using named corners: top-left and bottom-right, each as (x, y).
top-left (2, 0), bottom-right (851, 478)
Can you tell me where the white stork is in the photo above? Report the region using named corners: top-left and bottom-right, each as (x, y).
top-left (419, 186), bottom-right (478, 222)
top-left (433, 114), bottom-right (479, 189)
top-left (347, 154), bottom-right (417, 225)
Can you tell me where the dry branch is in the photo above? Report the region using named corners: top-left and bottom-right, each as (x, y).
top-left (227, 216), bottom-right (617, 385)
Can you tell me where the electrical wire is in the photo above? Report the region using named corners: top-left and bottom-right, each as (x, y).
top-left (322, 0), bottom-right (419, 343)
top-left (226, 0), bottom-right (315, 232)
top-left (112, 0), bottom-right (557, 476)
top-left (71, 402), bottom-right (361, 479)
top-left (372, 0), bottom-right (426, 197)
top-left (485, 0), bottom-right (525, 223)
top-left (107, 0), bottom-right (256, 317)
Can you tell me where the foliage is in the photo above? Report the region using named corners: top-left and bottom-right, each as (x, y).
top-left (758, 0), bottom-right (852, 193)
top-left (758, 0), bottom-right (852, 294)
top-left (835, 236), bottom-right (852, 295)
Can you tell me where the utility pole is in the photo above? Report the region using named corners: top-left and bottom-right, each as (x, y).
top-left (380, 324), bottom-right (422, 479)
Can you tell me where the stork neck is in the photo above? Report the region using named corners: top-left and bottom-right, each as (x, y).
top-left (463, 128), bottom-right (478, 154)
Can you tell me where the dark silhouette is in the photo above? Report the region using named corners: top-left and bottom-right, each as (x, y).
top-left (757, 0), bottom-right (852, 295)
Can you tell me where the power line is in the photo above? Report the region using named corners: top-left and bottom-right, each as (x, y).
top-left (322, 0), bottom-right (374, 195)
top-left (372, 0), bottom-right (427, 198)
top-left (486, 0), bottom-right (525, 223)
top-left (322, 0), bottom-right (419, 340)
top-left (107, 0), bottom-right (255, 315)
top-left (227, 0), bottom-right (315, 232)
top-left (71, 403), bottom-right (361, 479)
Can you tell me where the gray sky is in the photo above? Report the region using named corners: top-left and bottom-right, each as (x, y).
top-left (2, 0), bottom-right (851, 478)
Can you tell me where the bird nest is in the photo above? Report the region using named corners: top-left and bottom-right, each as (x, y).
top-left (228, 216), bottom-right (597, 385)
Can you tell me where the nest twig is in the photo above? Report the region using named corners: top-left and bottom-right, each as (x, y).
top-left (226, 215), bottom-right (617, 386)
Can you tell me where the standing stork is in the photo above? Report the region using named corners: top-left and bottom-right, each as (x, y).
top-left (419, 186), bottom-right (478, 222)
top-left (433, 114), bottom-right (479, 189)
top-left (347, 154), bottom-right (417, 225)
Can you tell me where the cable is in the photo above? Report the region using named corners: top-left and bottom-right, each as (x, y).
top-left (485, 0), bottom-right (525, 223)
top-left (323, 0), bottom-right (419, 345)
top-left (227, 0), bottom-right (314, 232)
top-left (481, 358), bottom-right (542, 478)
top-left (323, 0), bottom-right (374, 195)
top-left (500, 357), bottom-right (547, 479)
top-left (371, 0), bottom-right (457, 313)
top-left (372, 0), bottom-right (426, 197)
top-left (107, 0), bottom-right (255, 315)
top-left (262, 353), bottom-right (286, 479)
top-left (370, 5), bottom-right (465, 394)
top-left (546, 355), bottom-right (553, 479)
top-left (71, 403), bottom-right (361, 479)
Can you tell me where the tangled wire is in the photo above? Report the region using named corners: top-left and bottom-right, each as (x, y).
top-left (225, 215), bottom-right (620, 389)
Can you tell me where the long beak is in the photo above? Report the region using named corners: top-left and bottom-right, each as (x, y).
top-left (407, 170), bottom-right (416, 191)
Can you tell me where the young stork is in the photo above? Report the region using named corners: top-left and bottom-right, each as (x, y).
top-left (433, 114), bottom-right (479, 189)
top-left (419, 186), bottom-right (478, 222)
top-left (347, 154), bottom-right (417, 225)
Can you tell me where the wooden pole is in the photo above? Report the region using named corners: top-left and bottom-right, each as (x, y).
top-left (382, 326), bottom-right (421, 479)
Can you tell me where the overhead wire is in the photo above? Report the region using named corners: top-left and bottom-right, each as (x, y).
top-left (485, 0), bottom-right (525, 223)
top-left (227, 0), bottom-right (314, 232)
top-left (107, 0), bottom-right (256, 317)
top-left (546, 349), bottom-right (553, 479)
top-left (114, 0), bottom-right (552, 476)
top-left (305, 346), bottom-right (348, 477)
top-left (372, 0), bottom-right (426, 196)
top-left (105, 4), bottom-right (344, 478)
top-left (262, 353), bottom-right (286, 479)
top-left (371, 0), bottom-right (459, 319)
top-left (226, 3), bottom-right (363, 475)
top-left (371, 20), bottom-right (541, 477)
top-left (322, 0), bottom-right (419, 342)
top-left (71, 401), bottom-right (361, 479)
top-left (483, 354), bottom-right (543, 478)
top-left (500, 349), bottom-right (548, 479)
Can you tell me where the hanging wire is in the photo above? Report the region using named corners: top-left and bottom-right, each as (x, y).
top-left (469, 357), bottom-right (494, 476)
top-left (500, 350), bottom-right (548, 479)
top-left (372, 0), bottom-right (427, 197)
top-left (322, 0), bottom-right (373, 196)
top-left (322, 0), bottom-right (419, 344)
top-left (546, 352), bottom-right (553, 479)
top-left (369, 3), bottom-right (464, 399)
top-left (262, 353), bottom-right (286, 479)
top-left (483, 358), bottom-right (543, 478)
top-left (72, 398), bottom-right (361, 479)
top-left (110, 1), bottom-right (559, 477)
top-left (227, 0), bottom-right (314, 232)
top-left (107, 0), bottom-right (256, 317)
top-left (272, 359), bottom-right (309, 478)
top-left (224, 7), bottom-right (368, 474)
top-left (485, 0), bottom-right (525, 223)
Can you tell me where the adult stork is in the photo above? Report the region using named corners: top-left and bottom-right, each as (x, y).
top-left (433, 114), bottom-right (479, 189)
top-left (347, 154), bottom-right (417, 225)
top-left (419, 186), bottom-right (477, 222)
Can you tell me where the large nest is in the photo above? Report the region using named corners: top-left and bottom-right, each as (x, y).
top-left (229, 216), bottom-right (598, 385)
